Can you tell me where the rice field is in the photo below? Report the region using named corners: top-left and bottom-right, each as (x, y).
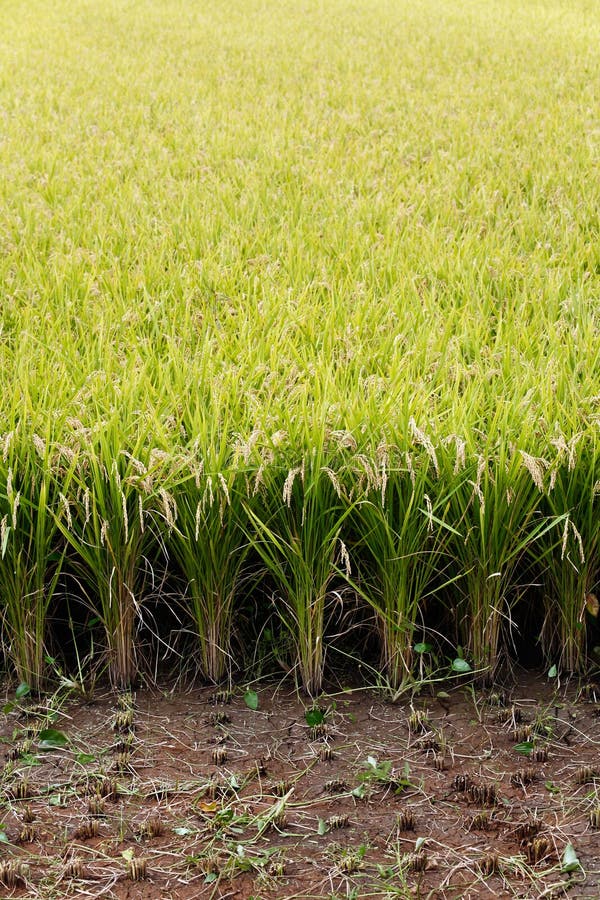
top-left (0, 0), bottom-right (599, 696)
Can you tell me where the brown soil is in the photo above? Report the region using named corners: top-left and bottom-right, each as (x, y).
top-left (0, 673), bottom-right (599, 899)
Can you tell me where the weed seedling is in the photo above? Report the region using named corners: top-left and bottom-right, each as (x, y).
top-left (358, 757), bottom-right (413, 794)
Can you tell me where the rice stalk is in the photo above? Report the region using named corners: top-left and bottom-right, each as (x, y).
top-left (55, 433), bottom-right (166, 689)
top-left (538, 429), bottom-right (599, 672)
top-left (0, 427), bottom-right (73, 692)
top-left (245, 451), bottom-right (353, 696)
top-left (440, 441), bottom-right (562, 679)
top-left (165, 456), bottom-right (252, 684)
top-left (351, 447), bottom-right (456, 689)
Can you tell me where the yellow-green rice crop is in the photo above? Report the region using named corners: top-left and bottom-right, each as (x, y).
top-left (0, 0), bottom-right (598, 691)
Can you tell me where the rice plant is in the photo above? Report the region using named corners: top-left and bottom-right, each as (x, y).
top-left (351, 442), bottom-right (457, 690)
top-left (538, 431), bottom-right (599, 672)
top-left (164, 453), bottom-right (252, 685)
top-left (0, 428), bottom-right (73, 692)
top-left (440, 441), bottom-right (561, 679)
top-left (245, 451), bottom-right (353, 696)
top-left (55, 433), bottom-right (166, 689)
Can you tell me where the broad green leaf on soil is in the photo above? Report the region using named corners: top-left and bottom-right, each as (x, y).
top-left (437, 691), bottom-right (450, 699)
top-left (15, 683), bottom-right (30, 700)
top-left (76, 753), bottom-right (96, 765)
top-left (244, 690), bottom-right (259, 711)
top-left (514, 742), bottom-right (534, 755)
top-left (451, 658), bottom-right (472, 673)
top-left (317, 818), bottom-right (328, 835)
top-left (415, 837), bottom-right (426, 851)
top-left (545, 781), bottom-right (560, 794)
top-left (305, 707), bottom-right (325, 726)
top-left (414, 643), bottom-right (432, 654)
top-left (204, 873), bottom-right (217, 884)
top-left (547, 664), bottom-right (558, 678)
top-left (19, 753), bottom-right (41, 767)
top-left (37, 728), bottom-right (69, 749)
top-left (2, 703), bottom-right (15, 715)
top-left (0, 824), bottom-right (8, 844)
top-left (173, 826), bottom-right (195, 836)
top-left (561, 843), bottom-right (581, 872)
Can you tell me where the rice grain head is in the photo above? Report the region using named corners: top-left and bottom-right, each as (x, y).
top-left (283, 466), bottom-right (302, 506)
top-left (520, 451), bottom-right (547, 492)
top-left (409, 418), bottom-right (439, 475)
